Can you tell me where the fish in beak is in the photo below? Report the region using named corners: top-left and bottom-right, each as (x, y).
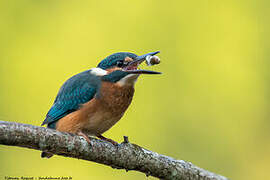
top-left (123, 51), bottom-right (161, 74)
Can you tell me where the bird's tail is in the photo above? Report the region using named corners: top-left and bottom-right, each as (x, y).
top-left (41, 151), bottom-right (54, 158)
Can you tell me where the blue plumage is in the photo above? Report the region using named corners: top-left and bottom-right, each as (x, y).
top-left (97, 52), bottom-right (137, 69)
top-left (41, 51), bottom-right (161, 158)
top-left (42, 52), bottom-right (139, 129)
top-left (42, 70), bottom-right (100, 129)
top-left (42, 52), bottom-right (160, 129)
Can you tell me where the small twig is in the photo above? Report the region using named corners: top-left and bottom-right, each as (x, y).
top-left (123, 136), bottom-right (129, 143)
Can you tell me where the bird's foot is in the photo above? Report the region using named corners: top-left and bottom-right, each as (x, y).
top-left (97, 135), bottom-right (118, 146)
top-left (78, 131), bottom-right (91, 144)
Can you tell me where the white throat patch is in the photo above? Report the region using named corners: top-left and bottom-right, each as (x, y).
top-left (117, 74), bottom-right (139, 87)
top-left (90, 68), bottom-right (108, 76)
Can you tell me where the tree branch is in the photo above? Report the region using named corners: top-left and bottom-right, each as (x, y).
top-left (0, 121), bottom-right (228, 180)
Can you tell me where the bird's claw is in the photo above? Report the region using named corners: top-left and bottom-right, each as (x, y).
top-left (98, 135), bottom-right (118, 146)
top-left (77, 131), bottom-right (91, 145)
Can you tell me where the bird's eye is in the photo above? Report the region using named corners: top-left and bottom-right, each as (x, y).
top-left (116, 61), bottom-right (124, 67)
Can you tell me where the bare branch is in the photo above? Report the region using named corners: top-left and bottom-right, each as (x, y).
top-left (0, 121), bottom-right (228, 180)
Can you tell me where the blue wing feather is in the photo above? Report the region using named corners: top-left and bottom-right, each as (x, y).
top-left (42, 70), bottom-right (100, 129)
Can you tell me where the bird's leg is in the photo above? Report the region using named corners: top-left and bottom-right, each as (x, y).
top-left (97, 135), bottom-right (118, 145)
top-left (77, 131), bottom-right (91, 144)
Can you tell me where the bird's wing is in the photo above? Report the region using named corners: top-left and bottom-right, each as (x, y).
top-left (41, 70), bottom-right (99, 129)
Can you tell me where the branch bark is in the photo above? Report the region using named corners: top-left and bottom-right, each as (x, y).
top-left (0, 121), bottom-right (228, 180)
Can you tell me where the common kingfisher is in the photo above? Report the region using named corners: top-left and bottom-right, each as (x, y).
top-left (41, 51), bottom-right (161, 158)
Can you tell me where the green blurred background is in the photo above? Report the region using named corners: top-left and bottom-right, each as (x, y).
top-left (0, 0), bottom-right (269, 179)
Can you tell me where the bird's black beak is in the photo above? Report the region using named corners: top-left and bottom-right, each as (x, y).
top-left (123, 51), bottom-right (161, 74)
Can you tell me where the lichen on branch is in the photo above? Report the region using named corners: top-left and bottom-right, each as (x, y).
top-left (0, 121), bottom-right (228, 180)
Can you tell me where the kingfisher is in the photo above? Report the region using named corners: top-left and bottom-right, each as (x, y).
top-left (41, 51), bottom-right (161, 158)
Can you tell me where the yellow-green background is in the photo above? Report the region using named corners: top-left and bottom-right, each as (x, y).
top-left (0, 0), bottom-right (269, 179)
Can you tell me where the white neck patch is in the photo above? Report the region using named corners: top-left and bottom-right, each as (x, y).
top-left (90, 68), bottom-right (108, 76)
top-left (117, 74), bottom-right (139, 87)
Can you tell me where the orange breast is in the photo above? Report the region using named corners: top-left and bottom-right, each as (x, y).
top-left (98, 82), bottom-right (135, 116)
top-left (56, 82), bottom-right (135, 136)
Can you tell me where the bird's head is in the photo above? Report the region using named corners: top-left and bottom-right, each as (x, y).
top-left (91, 51), bottom-right (161, 86)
